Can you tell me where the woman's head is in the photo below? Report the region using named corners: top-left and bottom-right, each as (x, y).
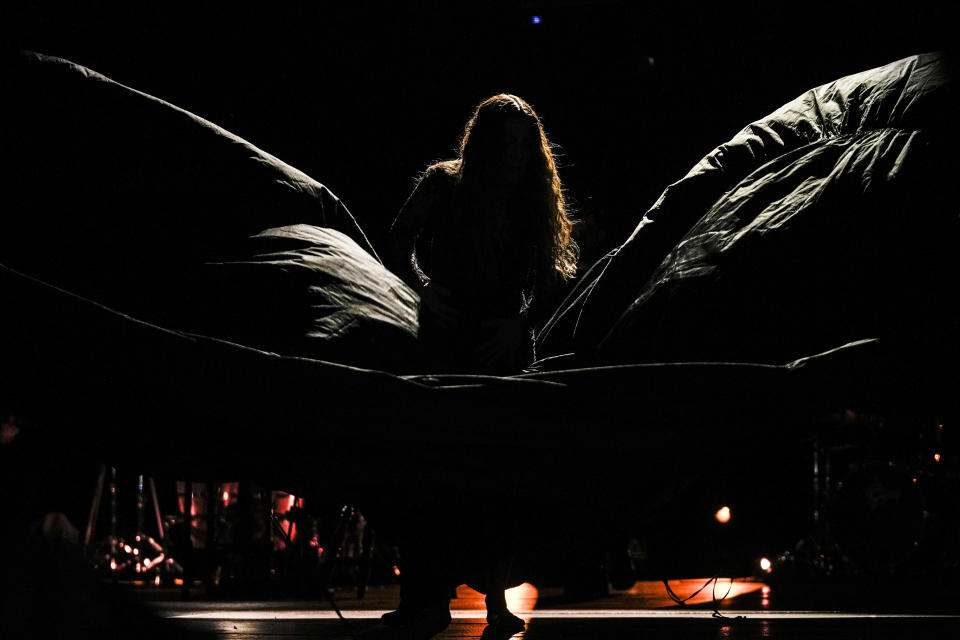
top-left (459, 94), bottom-right (540, 189)
top-left (457, 94), bottom-right (578, 279)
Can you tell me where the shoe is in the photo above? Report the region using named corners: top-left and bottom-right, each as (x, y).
top-left (380, 607), bottom-right (411, 628)
top-left (481, 611), bottom-right (526, 639)
top-left (380, 604), bottom-right (451, 638)
top-left (486, 611), bottom-right (525, 632)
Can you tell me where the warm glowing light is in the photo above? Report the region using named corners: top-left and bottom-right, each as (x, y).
top-left (715, 506), bottom-right (731, 523)
top-left (934, 453), bottom-right (941, 462)
top-left (762, 586), bottom-right (771, 595)
top-left (393, 565), bottom-right (401, 576)
top-left (133, 548), bottom-right (140, 556)
top-left (638, 579), bottom-right (765, 606)
top-left (155, 575), bottom-right (161, 586)
top-left (760, 557), bottom-right (772, 572)
top-left (222, 490), bottom-right (230, 505)
top-left (124, 544), bottom-right (132, 553)
top-left (174, 578), bottom-right (184, 586)
top-left (110, 559), bottom-right (118, 571)
top-left (288, 494), bottom-right (296, 510)
top-left (505, 582), bottom-right (539, 618)
top-left (143, 558), bottom-right (151, 568)
top-left (913, 477), bottom-right (918, 483)
top-left (712, 577), bottom-right (732, 596)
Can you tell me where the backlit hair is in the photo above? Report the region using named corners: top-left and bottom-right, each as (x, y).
top-left (453, 94), bottom-right (578, 280)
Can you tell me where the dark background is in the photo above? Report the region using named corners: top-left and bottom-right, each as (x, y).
top-left (3, 0), bottom-right (951, 272)
top-left (1, 1), bottom-right (954, 583)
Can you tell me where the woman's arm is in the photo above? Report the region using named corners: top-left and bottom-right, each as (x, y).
top-left (386, 167), bottom-right (461, 327)
top-left (386, 171), bottom-right (441, 291)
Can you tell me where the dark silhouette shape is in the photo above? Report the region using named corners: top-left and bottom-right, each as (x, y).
top-left (382, 94), bottom-right (579, 636)
top-left (387, 93), bottom-right (578, 375)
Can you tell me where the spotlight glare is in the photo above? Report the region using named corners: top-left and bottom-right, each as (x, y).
top-left (715, 506), bottom-right (731, 523)
top-left (531, 15), bottom-right (541, 24)
top-left (760, 557), bottom-right (772, 572)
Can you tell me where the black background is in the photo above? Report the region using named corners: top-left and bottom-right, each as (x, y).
top-left (3, 0), bottom-right (951, 272)
top-left (1, 1), bottom-right (955, 583)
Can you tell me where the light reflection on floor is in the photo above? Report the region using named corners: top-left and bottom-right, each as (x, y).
top-left (148, 577), bottom-right (960, 639)
top-left (168, 610), bottom-right (960, 620)
top-left (159, 578), bottom-right (960, 625)
top-left (452, 582), bottom-right (539, 623)
top-left (629, 578), bottom-right (767, 607)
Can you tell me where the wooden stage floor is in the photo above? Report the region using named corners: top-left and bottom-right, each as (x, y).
top-left (138, 578), bottom-right (960, 639)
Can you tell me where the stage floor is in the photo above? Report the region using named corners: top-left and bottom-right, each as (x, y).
top-left (141, 579), bottom-right (960, 639)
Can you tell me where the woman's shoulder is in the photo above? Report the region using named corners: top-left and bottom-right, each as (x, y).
top-left (418, 160), bottom-right (460, 189)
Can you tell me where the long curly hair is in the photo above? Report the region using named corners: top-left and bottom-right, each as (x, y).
top-left (451, 94), bottom-right (578, 280)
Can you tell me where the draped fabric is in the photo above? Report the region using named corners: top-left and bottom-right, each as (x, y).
top-left (537, 52), bottom-right (958, 368)
top-left (1, 49), bottom-right (956, 500)
top-left (1, 50), bottom-right (416, 371)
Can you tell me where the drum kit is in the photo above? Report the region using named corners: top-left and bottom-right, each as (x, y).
top-left (83, 469), bottom-right (378, 595)
top-left (773, 410), bottom-right (958, 579)
top-left (79, 410), bottom-right (956, 594)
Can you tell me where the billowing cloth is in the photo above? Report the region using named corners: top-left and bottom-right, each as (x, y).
top-left (537, 52), bottom-right (958, 366)
top-left (1, 50), bottom-right (417, 370)
top-left (190, 224), bottom-right (418, 371)
top-left (1, 48), bottom-right (956, 505)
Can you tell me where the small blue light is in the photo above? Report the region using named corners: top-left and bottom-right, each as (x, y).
top-left (531, 15), bottom-right (541, 24)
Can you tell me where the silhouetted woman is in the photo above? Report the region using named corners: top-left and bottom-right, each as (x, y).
top-left (388, 93), bottom-right (577, 375)
top-left (383, 95), bottom-right (577, 636)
